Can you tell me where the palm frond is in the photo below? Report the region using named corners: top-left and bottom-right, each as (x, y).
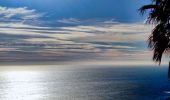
top-left (148, 24), bottom-right (170, 63)
top-left (139, 5), bottom-right (157, 15)
top-left (140, 0), bottom-right (170, 64)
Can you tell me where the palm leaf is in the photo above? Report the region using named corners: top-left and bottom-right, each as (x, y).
top-left (148, 23), bottom-right (170, 63)
top-left (139, 5), bottom-right (157, 15)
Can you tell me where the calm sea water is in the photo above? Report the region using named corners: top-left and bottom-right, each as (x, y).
top-left (0, 66), bottom-right (170, 100)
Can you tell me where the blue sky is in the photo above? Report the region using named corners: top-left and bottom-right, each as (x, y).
top-left (0, 0), bottom-right (164, 65)
top-left (0, 0), bottom-right (150, 22)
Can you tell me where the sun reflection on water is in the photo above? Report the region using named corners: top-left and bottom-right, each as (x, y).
top-left (0, 71), bottom-right (43, 100)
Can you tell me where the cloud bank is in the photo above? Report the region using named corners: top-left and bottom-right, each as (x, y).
top-left (0, 6), bottom-right (160, 65)
top-left (0, 20), bottom-right (155, 64)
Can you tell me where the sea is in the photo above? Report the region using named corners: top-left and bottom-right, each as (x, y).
top-left (0, 65), bottom-right (170, 100)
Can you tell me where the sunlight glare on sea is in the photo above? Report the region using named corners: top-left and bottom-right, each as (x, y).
top-left (0, 65), bottom-right (169, 100)
top-left (0, 71), bottom-right (43, 100)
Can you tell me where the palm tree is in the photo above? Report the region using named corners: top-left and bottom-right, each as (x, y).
top-left (139, 0), bottom-right (170, 79)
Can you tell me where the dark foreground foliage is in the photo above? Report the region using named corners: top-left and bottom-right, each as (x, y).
top-left (139, 0), bottom-right (170, 64)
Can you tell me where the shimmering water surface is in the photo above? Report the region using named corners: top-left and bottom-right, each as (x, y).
top-left (0, 66), bottom-right (170, 100)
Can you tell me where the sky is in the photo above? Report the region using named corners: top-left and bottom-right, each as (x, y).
top-left (0, 0), bottom-right (166, 65)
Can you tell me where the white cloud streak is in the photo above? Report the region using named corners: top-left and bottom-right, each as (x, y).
top-left (58, 18), bottom-right (81, 24)
top-left (0, 17), bottom-right (156, 64)
top-left (0, 6), bottom-right (43, 21)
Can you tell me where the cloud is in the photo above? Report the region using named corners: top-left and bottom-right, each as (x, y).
top-left (0, 6), bottom-right (43, 21)
top-left (57, 18), bottom-right (119, 26)
top-left (103, 19), bottom-right (118, 24)
top-left (61, 23), bottom-right (152, 43)
top-left (0, 18), bottom-right (156, 64)
top-left (58, 18), bottom-right (81, 24)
